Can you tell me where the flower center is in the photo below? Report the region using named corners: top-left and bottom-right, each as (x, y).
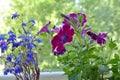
top-left (61, 34), bottom-right (68, 43)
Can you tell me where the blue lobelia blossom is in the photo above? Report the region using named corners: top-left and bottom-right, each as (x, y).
top-left (12, 42), bottom-right (20, 48)
top-left (27, 42), bottom-right (36, 50)
top-left (4, 68), bottom-right (10, 75)
top-left (6, 55), bottom-right (12, 62)
top-left (12, 13), bottom-right (19, 19)
top-left (14, 54), bottom-right (23, 66)
top-left (22, 22), bottom-right (27, 27)
top-left (9, 68), bottom-right (14, 73)
top-left (27, 51), bottom-right (34, 60)
top-left (14, 65), bottom-right (23, 74)
top-left (30, 19), bottom-right (36, 24)
top-left (33, 61), bottom-right (38, 67)
top-left (36, 38), bottom-right (42, 43)
top-left (1, 43), bottom-right (8, 53)
top-left (0, 34), bottom-right (4, 40)
top-left (7, 31), bottom-right (16, 42)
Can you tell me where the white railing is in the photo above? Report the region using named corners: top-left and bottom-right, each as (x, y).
top-left (0, 71), bottom-right (68, 80)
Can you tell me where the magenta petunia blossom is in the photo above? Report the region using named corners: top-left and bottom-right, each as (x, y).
top-left (97, 32), bottom-right (107, 45)
top-left (51, 26), bottom-right (60, 33)
top-left (78, 12), bottom-right (87, 27)
top-left (62, 12), bottom-right (87, 27)
top-left (87, 31), bottom-right (107, 45)
top-left (51, 23), bottom-right (74, 56)
top-left (37, 22), bottom-right (50, 34)
top-left (81, 27), bottom-right (91, 38)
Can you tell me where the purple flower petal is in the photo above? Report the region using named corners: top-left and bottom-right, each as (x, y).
top-left (37, 22), bottom-right (50, 34)
top-left (81, 27), bottom-right (91, 38)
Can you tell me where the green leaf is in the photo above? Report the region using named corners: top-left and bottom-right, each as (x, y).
top-left (78, 15), bottom-right (83, 24)
top-left (69, 72), bottom-right (82, 80)
top-left (109, 41), bottom-right (117, 49)
top-left (109, 59), bottom-right (118, 64)
top-left (114, 54), bottom-right (119, 60)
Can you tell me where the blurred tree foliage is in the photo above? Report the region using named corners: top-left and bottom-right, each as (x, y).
top-left (1, 0), bottom-right (120, 70)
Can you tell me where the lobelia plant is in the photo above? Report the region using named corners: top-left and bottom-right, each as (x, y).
top-left (51, 12), bottom-right (120, 80)
top-left (0, 13), bottom-right (50, 80)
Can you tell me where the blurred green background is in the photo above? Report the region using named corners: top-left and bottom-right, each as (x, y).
top-left (0, 0), bottom-right (120, 72)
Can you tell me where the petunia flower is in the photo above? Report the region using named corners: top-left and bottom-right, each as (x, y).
top-left (81, 27), bottom-right (91, 38)
top-left (97, 32), bottom-right (107, 45)
top-left (53, 43), bottom-right (66, 56)
top-left (62, 12), bottom-right (87, 27)
top-left (51, 23), bottom-right (74, 55)
top-left (87, 31), bottom-right (107, 45)
top-left (37, 21), bottom-right (51, 34)
top-left (78, 12), bottom-right (87, 27)
top-left (51, 26), bottom-right (60, 33)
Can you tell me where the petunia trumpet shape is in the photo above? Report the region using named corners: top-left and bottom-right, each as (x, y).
top-left (87, 31), bottom-right (107, 45)
top-left (37, 22), bottom-right (50, 34)
top-left (51, 23), bottom-right (74, 56)
top-left (62, 12), bottom-right (87, 27)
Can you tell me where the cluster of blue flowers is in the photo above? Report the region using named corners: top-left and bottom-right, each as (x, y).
top-left (0, 13), bottom-right (41, 79)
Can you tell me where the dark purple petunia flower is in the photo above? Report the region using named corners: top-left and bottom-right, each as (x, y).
top-left (51, 23), bottom-right (74, 56)
top-left (97, 32), bottom-right (107, 45)
top-left (62, 12), bottom-right (87, 27)
top-left (37, 22), bottom-right (51, 34)
top-left (87, 31), bottom-right (98, 40)
top-left (87, 31), bottom-right (107, 45)
top-left (12, 13), bottom-right (19, 19)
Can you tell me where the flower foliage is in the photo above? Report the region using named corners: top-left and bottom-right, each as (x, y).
top-left (51, 12), bottom-right (120, 80)
top-left (0, 13), bottom-right (50, 80)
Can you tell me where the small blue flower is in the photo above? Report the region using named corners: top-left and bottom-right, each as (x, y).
top-left (15, 65), bottom-right (23, 74)
top-left (18, 35), bottom-right (24, 38)
top-left (0, 34), bottom-right (4, 40)
top-left (22, 22), bottom-right (27, 27)
top-left (9, 68), bottom-right (14, 73)
top-left (7, 55), bottom-right (12, 62)
top-left (33, 61), bottom-right (38, 67)
top-left (36, 38), bottom-right (42, 43)
top-left (12, 42), bottom-right (20, 48)
top-left (14, 54), bottom-right (23, 66)
top-left (4, 69), bottom-right (9, 75)
top-left (30, 19), bottom-right (36, 24)
top-left (27, 42), bottom-right (36, 50)
top-left (12, 13), bottom-right (19, 19)
top-left (1, 43), bottom-right (8, 53)
top-left (7, 31), bottom-right (16, 42)
top-left (27, 51), bottom-right (34, 60)
top-left (15, 54), bottom-right (23, 61)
